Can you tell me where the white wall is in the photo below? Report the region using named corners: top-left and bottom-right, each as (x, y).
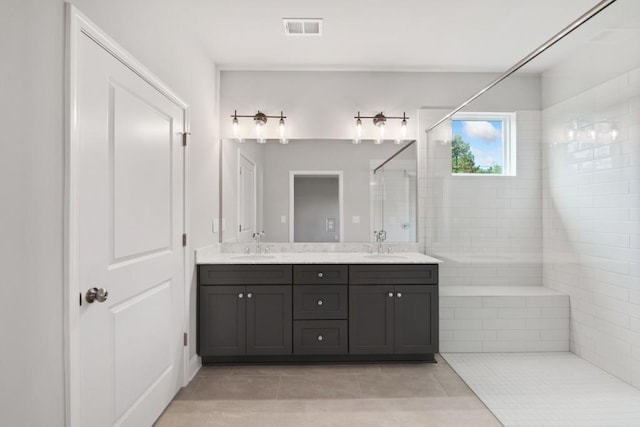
top-left (220, 71), bottom-right (541, 141)
top-left (542, 30), bottom-right (640, 388)
top-left (0, 1), bottom-right (219, 425)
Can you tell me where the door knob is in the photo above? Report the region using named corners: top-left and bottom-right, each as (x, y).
top-left (396, 292), bottom-right (402, 298)
top-left (388, 292), bottom-right (394, 298)
top-left (317, 272), bottom-right (324, 278)
top-left (85, 287), bottom-right (109, 303)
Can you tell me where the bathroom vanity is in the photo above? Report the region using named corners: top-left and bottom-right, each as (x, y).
top-left (197, 252), bottom-right (440, 364)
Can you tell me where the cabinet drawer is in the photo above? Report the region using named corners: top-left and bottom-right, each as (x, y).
top-left (293, 265), bottom-right (348, 285)
top-left (349, 264), bottom-right (438, 285)
top-left (199, 264), bottom-right (292, 285)
top-left (293, 285), bottom-right (348, 320)
top-left (293, 320), bottom-right (348, 355)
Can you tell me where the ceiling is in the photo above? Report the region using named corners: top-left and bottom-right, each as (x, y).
top-left (184, 0), bottom-right (608, 72)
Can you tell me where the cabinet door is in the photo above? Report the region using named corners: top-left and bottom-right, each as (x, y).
top-left (199, 286), bottom-right (246, 356)
top-left (349, 285), bottom-right (394, 354)
top-left (246, 285), bottom-right (292, 355)
top-left (394, 285), bottom-right (438, 354)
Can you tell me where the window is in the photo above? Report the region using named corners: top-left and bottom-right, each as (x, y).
top-left (451, 112), bottom-right (516, 176)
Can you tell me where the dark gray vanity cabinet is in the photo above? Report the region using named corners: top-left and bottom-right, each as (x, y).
top-left (199, 262), bottom-right (438, 363)
top-left (199, 265), bottom-right (292, 358)
top-left (349, 265), bottom-right (438, 355)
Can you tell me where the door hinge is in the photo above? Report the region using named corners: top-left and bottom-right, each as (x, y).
top-left (79, 292), bottom-right (82, 307)
top-left (182, 132), bottom-right (191, 147)
top-left (239, 224), bottom-right (242, 232)
top-left (182, 233), bottom-right (187, 247)
top-left (183, 332), bottom-right (188, 346)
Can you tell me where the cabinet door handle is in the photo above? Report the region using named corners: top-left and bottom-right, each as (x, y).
top-left (317, 272), bottom-right (324, 278)
top-left (247, 292), bottom-right (253, 299)
top-left (317, 334), bottom-right (323, 341)
top-left (317, 299), bottom-right (323, 306)
top-left (396, 292), bottom-right (402, 298)
top-left (238, 293), bottom-right (244, 299)
top-left (388, 292), bottom-right (394, 298)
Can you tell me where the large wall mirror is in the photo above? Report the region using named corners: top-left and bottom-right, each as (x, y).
top-left (220, 139), bottom-right (417, 243)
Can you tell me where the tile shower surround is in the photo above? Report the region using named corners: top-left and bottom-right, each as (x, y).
top-left (542, 66), bottom-right (640, 388)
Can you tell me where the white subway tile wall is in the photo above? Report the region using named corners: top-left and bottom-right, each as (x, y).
top-left (542, 63), bottom-right (640, 388)
top-left (439, 288), bottom-right (569, 353)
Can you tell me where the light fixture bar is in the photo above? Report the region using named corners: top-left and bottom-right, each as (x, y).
top-left (354, 113), bottom-right (409, 120)
top-left (353, 111), bottom-right (409, 143)
top-left (231, 110), bottom-right (288, 143)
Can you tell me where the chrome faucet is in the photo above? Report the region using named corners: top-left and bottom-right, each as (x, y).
top-left (252, 231), bottom-right (265, 254)
top-left (373, 230), bottom-right (387, 254)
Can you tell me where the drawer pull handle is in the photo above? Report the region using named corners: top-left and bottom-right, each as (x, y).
top-left (317, 299), bottom-right (323, 306)
top-left (238, 293), bottom-right (244, 299)
top-left (317, 334), bottom-right (323, 341)
top-left (317, 272), bottom-right (324, 278)
top-left (396, 292), bottom-right (402, 298)
top-left (388, 292), bottom-right (394, 298)
top-left (247, 292), bottom-right (253, 299)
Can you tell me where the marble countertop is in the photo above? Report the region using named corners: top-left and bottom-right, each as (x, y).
top-left (196, 251), bottom-right (442, 265)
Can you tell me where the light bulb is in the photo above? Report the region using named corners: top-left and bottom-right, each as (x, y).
top-left (611, 129), bottom-right (618, 141)
top-left (356, 118), bottom-right (362, 140)
top-left (256, 122), bottom-right (265, 143)
top-left (590, 128), bottom-right (596, 139)
top-left (232, 117), bottom-right (239, 138)
top-left (279, 117), bottom-right (286, 144)
top-left (400, 118), bottom-right (407, 139)
top-left (375, 121), bottom-right (385, 144)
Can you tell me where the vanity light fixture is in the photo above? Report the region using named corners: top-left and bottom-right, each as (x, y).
top-left (353, 111), bottom-right (409, 144)
top-left (230, 110), bottom-right (288, 144)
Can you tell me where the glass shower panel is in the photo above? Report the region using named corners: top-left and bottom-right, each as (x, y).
top-left (423, 96), bottom-right (542, 287)
top-left (372, 142), bottom-right (418, 243)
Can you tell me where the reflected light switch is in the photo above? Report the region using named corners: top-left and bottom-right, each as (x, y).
top-left (352, 216), bottom-right (360, 224)
top-left (281, 215), bottom-right (287, 223)
top-left (326, 218), bottom-right (335, 232)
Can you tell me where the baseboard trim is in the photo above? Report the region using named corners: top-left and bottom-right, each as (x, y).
top-left (188, 354), bottom-right (201, 383)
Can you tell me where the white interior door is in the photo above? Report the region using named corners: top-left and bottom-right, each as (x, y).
top-left (76, 28), bottom-right (185, 427)
top-left (238, 153), bottom-right (256, 242)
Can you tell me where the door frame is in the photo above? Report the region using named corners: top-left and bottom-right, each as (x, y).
top-left (236, 150), bottom-right (257, 242)
top-left (64, 5), bottom-right (190, 426)
top-left (288, 170), bottom-right (344, 243)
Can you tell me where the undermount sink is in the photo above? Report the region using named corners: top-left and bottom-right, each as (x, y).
top-left (230, 254), bottom-right (276, 260)
top-left (364, 254), bottom-right (409, 260)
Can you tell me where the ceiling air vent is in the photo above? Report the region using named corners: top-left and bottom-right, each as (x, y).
top-left (283, 18), bottom-right (323, 37)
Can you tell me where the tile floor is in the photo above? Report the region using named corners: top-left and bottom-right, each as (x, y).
top-left (443, 352), bottom-right (640, 427)
top-left (155, 355), bottom-right (503, 426)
